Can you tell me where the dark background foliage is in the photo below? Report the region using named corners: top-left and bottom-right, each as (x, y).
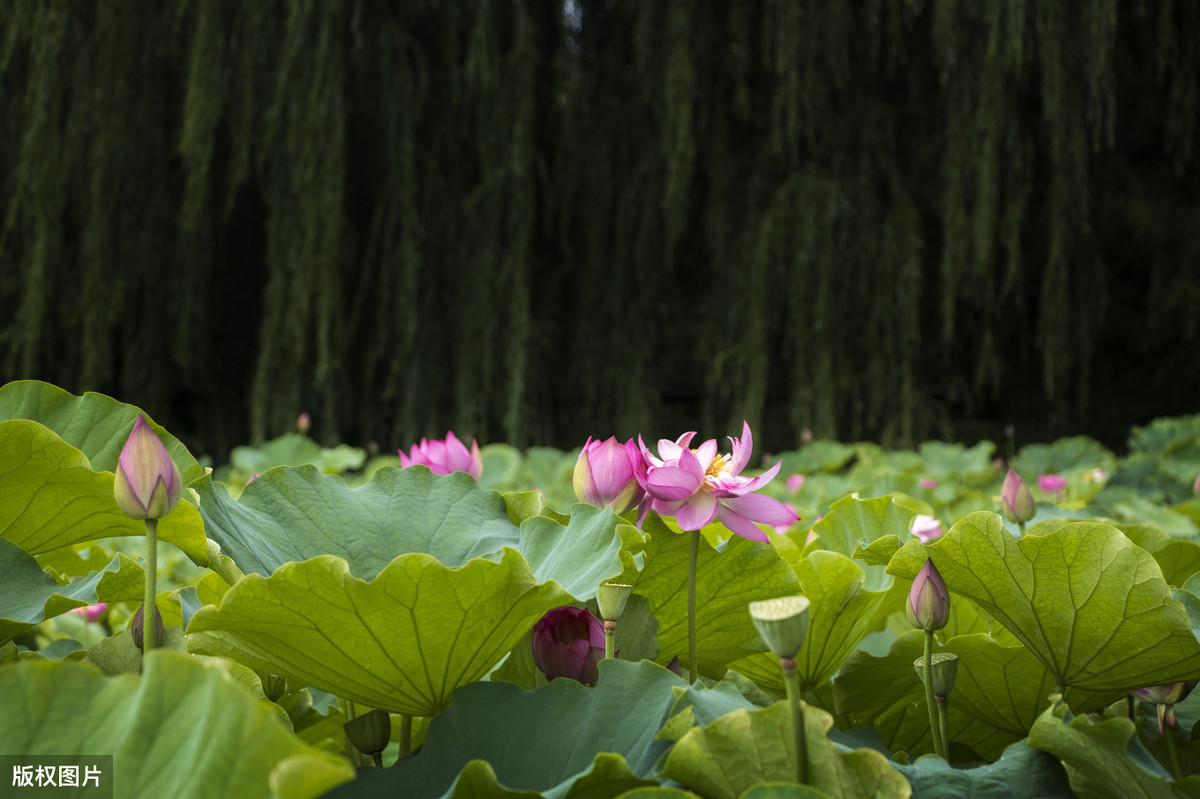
top-left (2, 0), bottom-right (1198, 461)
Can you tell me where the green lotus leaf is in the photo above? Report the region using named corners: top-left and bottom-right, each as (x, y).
top-left (806, 495), bottom-right (920, 589)
top-left (730, 550), bottom-right (902, 694)
top-left (0, 538), bottom-right (144, 645)
top-left (1118, 523), bottom-right (1200, 587)
top-left (660, 701), bottom-right (910, 799)
top-left (739, 785), bottom-right (832, 799)
top-left (1027, 698), bottom-right (1200, 798)
top-left (325, 659), bottom-right (698, 798)
top-left (187, 548), bottom-right (572, 716)
top-left (0, 649), bottom-right (353, 799)
top-left (892, 739), bottom-right (1072, 798)
top-left (919, 440), bottom-right (998, 483)
top-left (517, 503), bottom-right (631, 599)
top-left (0, 379), bottom-right (204, 486)
top-left (0, 419), bottom-right (207, 560)
top-left (616, 789), bottom-right (700, 799)
top-left (231, 433), bottom-right (365, 476)
top-left (617, 513), bottom-right (799, 679)
top-left (887, 512), bottom-right (1200, 691)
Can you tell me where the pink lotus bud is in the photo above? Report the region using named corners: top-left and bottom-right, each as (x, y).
top-left (1001, 468), bottom-right (1036, 524)
top-left (1131, 681), bottom-right (1198, 735)
top-left (786, 473), bottom-right (806, 492)
top-left (69, 603), bottom-right (108, 623)
top-left (920, 479), bottom-right (938, 491)
top-left (800, 429), bottom-right (814, 444)
top-left (114, 416), bottom-right (183, 521)
top-left (530, 606), bottom-right (605, 684)
top-left (1038, 474), bottom-right (1067, 496)
top-left (911, 514), bottom-right (944, 543)
top-left (906, 559), bottom-right (950, 631)
top-left (399, 432), bottom-right (483, 480)
top-left (573, 437), bottom-right (644, 513)
top-left (297, 412), bottom-right (311, 434)
top-left (131, 602), bottom-right (164, 650)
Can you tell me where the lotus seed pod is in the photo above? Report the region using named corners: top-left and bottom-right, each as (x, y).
top-left (749, 596), bottom-right (811, 658)
top-left (597, 583), bottom-right (633, 621)
top-left (344, 709), bottom-right (392, 757)
top-left (913, 652), bottom-right (959, 696)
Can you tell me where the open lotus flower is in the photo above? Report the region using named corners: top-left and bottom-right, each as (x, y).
top-left (1038, 474), bottom-right (1067, 497)
top-left (1131, 681), bottom-right (1198, 735)
top-left (911, 514), bottom-right (944, 543)
top-left (637, 421), bottom-right (798, 542)
top-left (1001, 467), bottom-right (1036, 524)
top-left (906, 558), bottom-right (950, 631)
top-left (530, 606), bottom-right (605, 684)
top-left (573, 437), bottom-right (644, 513)
top-left (399, 431), bottom-right (483, 480)
top-left (114, 416), bottom-right (183, 521)
top-left (68, 603), bottom-right (108, 623)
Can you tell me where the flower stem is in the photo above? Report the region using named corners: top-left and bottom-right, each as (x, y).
top-left (688, 530), bottom-right (699, 684)
top-left (781, 656), bottom-right (808, 785)
top-left (1018, 521), bottom-right (1026, 536)
top-left (1127, 694), bottom-right (1136, 722)
top-left (143, 518), bottom-right (159, 652)
top-left (342, 698), bottom-right (362, 768)
top-left (922, 629), bottom-right (945, 758)
top-left (1165, 724), bottom-right (1183, 781)
top-left (604, 619), bottom-right (617, 660)
top-left (399, 713), bottom-right (413, 758)
top-left (937, 695), bottom-right (950, 759)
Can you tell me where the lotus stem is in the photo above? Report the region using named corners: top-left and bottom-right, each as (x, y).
top-left (781, 656), bottom-right (808, 785)
top-left (1018, 521), bottom-right (1026, 536)
top-left (688, 530), bottom-right (699, 684)
top-left (1127, 694), bottom-right (1136, 722)
top-left (922, 630), bottom-right (945, 758)
top-left (1166, 725), bottom-right (1183, 781)
top-left (399, 713), bottom-right (412, 758)
top-left (342, 698), bottom-right (362, 768)
top-left (143, 518), bottom-right (158, 651)
top-left (937, 695), bottom-right (950, 759)
top-left (604, 619), bottom-right (617, 660)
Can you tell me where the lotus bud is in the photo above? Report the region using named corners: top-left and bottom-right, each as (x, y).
top-left (597, 583), bottom-right (633, 621)
top-left (297, 412), bottom-right (311, 434)
top-left (666, 655), bottom-right (682, 677)
top-left (343, 709), bottom-right (392, 757)
top-left (749, 596), bottom-right (811, 659)
top-left (786, 473), bottom-right (806, 493)
top-left (907, 559), bottom-right (950, 631)
top-left (1001, 468), bottom-right (1036, 524)
top-left (114, 416), bottom-right (183, 521)
top-left (131, 602), bottom-right (164, 650)
top-left (531, 607), bottom-right (606, 684)
top-left (913, 653), bottom-right (959, 696)
top-left (573, 437), bottom-right (644, 513)
top-left (920, 479), bottom-right (938, 491)
top-left (1131, 681), bottom-right (1199, 735)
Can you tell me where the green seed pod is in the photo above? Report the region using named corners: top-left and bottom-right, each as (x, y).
top-left (344, 708), bottom-right (392, 757)
top-left (749, 596), bottom-right (811, 658)
top-left (597, 583), bottom-right (633, 620)
top-left (913, 653), bottom-right (959, 696)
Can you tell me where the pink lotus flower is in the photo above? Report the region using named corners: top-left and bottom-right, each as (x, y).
top-left (1038, 474), bottom-right (1067, 497)
top-left (114, 416), bottom-right (183, 521)
top-left (399, 432), bottom-right (483, 480)
top-left (920, 479), bottom-right (938, 491)
top-left (773, 502), bottom-right (800, 534)
top-left (1131, 681), bottom-right (1198, 735)
top-left (69, 603), bottom-right (108, 623)
top-left (530, 606), bottom-right (606, 683)
top-left (637, 422), bottom-right (798, 542)
top-left (911, 515), bottom-right (944, 543)
top-left (573, 437), bottom-right (645, 513)
top-left (785, 473), bottom-right (806, 493)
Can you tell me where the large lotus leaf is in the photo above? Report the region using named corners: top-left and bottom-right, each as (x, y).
top-left (516, 503), bottom-right (632, 600)
top-left (918, 440), bottom-right (998, 485)
top-left (892, 739), bottom-right (1072, 798)
top-left (0, 649), bottom-right (353, 799)
top-left (1027, 698), bottom-right (1200, 798)
top-left (187, 548), bottom-right (572, 716)
top-left (806, 495), bottom-right (920, 588)
top-left (0, 379), bottom-right (204, 486)
top-left (617, 514), bottom-right (799, 679)
top-left (0, 419), bottom-right (207, 560)
top-left (887, 512), bottom-right (1200, 691)
top-left (231, 433), bottom-right (365, 476)
top-left (195, 465), bottom-right (518, 578)
top-left (659, 701), bottom-right (911, 799)
top-left (1117, 522), bottom-right (1200, 587)
top-left (729, 550), bottom-right (902, 694)
top-left (0, 538), bottom-right (144, 644)
top-left (325, 659), bottom-right (698, 798)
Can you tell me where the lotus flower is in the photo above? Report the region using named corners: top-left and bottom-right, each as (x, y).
top-left (786, 473), bottom-right (806, 493)
top-left (114, 416), bottom-right (183, 521)
top-left (637, 422), bottom-right (798, 542)
top-left (1131, 681), bottom-right (1198, 735)
top-left (530, 606), bottom-right (605, 683)
top-left (573, 437), bottom-right (644, 513)
top-left (1001, 468), bottom-right (1036, 524)
top-left (399, 431), bottom-right (482, 480)
top-left (1038, 474), bottom-right (1067, 497)
top-left (911, 514), bottom-right (944, 543)
top-left (68, 603), bottom-right (108, 623)
top-left (920, 479), bottom-right (938, 491)
top-left (906, 559), bottom-right (950, 631)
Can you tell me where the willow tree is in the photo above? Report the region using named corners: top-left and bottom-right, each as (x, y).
top-left (2, 0), bottom-right (1198, 458)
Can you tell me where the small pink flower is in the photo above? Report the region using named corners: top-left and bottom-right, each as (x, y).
top-left (399, 431), bottom-right (483, 480)
top-left (531, 606), bottom-right (606, 683)
top-left (785, 473), bottom-right (806, 493)
top-left (920, 479), bottom-right (938, 491)
top-left (1038, 474), bottom-right (1067, 497)
top-left (637, 422), bottom-right (798, 542)
top-left (69, 603), bottom-right (108, 623)
top-left (911, 514), bottom-right (944, 543)
top-left (297, 412), bottom-right (312, 434)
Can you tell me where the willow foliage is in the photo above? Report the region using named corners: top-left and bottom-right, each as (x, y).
top-left (2, 0), bottom-right (1198, 458)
